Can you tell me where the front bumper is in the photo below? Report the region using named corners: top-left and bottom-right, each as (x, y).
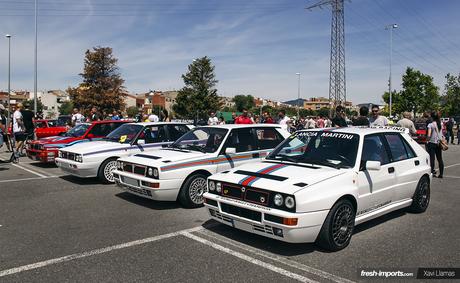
top-left (55, 157), bottom-right (99, 178)
top-left (26, 148), bottom-right (58, 163)
top-left (203, 193), bottom-right (329, 243)
top-left (113, 169), bottom-right (182, 201)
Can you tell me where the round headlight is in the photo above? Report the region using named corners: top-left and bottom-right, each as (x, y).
top-left (285, 196), bottom-right (295, 209)
top-left (216, 182), bottom-right (222, 193)
top-left (209, 181), bottom-right (216, 191)
top-left (148, 167), bottom-right (153, 176)
top-left (153, 168), bottom-right (159, 178)
top-left (274, 194), bottom-right (283, 206)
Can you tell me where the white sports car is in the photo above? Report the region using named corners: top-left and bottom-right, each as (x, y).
top-left (55, 122), bottom-right (192, 183)
top-left (204, 127), bottom-right (431, 251)
top-left (113, 124), bottom-right (290, 207)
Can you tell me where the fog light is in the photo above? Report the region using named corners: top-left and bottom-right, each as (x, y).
top-left (273, 228), bottom-right (283, 237)
top-left (208, 181), bottom-right (215, 192)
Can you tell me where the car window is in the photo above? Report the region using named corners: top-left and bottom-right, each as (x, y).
top-left (140, 125), bottom-right (168, 144)
top-left (361, 135), bottom-right (390, 166)
top-left (401, 137), bottom-right (416, 158)
top-left (47, 120), bottom-right (58, 127)
top-left (223, 128), bottom-right (257, 153)
top-left (384, 133), bottom-right (413, 161)
top-left (34, 121), bottom-right (46, 128)
top-left (167, 124), bottom-right (190, 141)
top-left (255, 128), bottom-right (284, 150)
top-left (171, 127), bottom-right (228, 153)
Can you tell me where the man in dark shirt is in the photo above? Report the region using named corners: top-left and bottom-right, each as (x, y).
top-left (21, 103), bottom-right (35, 139)
top-left (353, 106), bottom-right (370, 126)
top-left (331, 105), bottom-right (348, 127)
top-left (445, 117), bottom-right (454, 144)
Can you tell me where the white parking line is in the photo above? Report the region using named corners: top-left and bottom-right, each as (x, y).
top-left (0, 158), bottom-right (48, 178)
top-left (0, 226), bottom-right (203, 278)
top-left (182, 232), bottom-right (318, 283)
top-left (0, 176), bottom-right (62, 184)
top-left (196, 229), bottom-right (355, 283)
top-left (443, 175), bottom-right (460, 179)
top-left (445, 162), bottom-right (460, 169)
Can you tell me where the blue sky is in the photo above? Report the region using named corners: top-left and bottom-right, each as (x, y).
top-left (0, 0), bottom-right (459, 104)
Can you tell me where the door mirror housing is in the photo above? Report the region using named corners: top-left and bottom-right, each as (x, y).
top-left (225, 147), bottom-right (236, 155)
top-left (87, 133), bottom-right (95, 139)
top-left (365, 160), bottom-right (381, 171)
top-left (137, 139), bottom-right (145, 145)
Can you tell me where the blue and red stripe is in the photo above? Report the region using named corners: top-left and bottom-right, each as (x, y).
top-left (238, 163), bottom-right (287, 187)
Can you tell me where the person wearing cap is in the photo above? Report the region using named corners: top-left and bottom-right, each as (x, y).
top-left (13, 103), bottom-right (26, 154)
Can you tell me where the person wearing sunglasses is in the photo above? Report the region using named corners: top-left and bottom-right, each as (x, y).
top-left (369, 105), bottom-right (389, 127)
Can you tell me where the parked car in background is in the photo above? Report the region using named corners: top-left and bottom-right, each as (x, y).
top-left (34, 119), bottom-right (68, 139)
top-left (26, 120), bottom-right (129, 163)
top-left (413, 122), bottom-right (428, 144)
top-left (113, 124), bottom-right (290, 207)
top-left (204, 127), bottom-right (430, 251)
top-left (57, 115), bottom-right (71, 127)
top-left (55, 122), bottom-right (193, 183)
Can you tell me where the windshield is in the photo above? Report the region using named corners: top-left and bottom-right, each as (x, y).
top-left (64, 123), bottom-right (90, 137)
top-left (170, 127), bottom-right (228, 153)
top-left (104, 124), bottom-right (143, 143)
top-left (267, 131), bottom-right (359, 169)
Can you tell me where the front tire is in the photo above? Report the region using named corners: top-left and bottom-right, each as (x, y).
top-left (316, 199), bottom-right (355, 251)
top-left (178, 173), bottom-right (208, 208)
top-left (408, 176), bottom-right (430, 213)
top-left (98, 158), bottom-right (118, 184)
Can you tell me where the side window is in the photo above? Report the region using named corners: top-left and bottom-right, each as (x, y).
top-left (167, 125), bottom-right (190, 141)
top-left (88, 124), bottom-right (104, 137)
top-left (34, 121), bottom-right (46, 128)
top-left (384, 134), bottom-right (411, 161)
top-left (255, 128), bottom-right (284, 150)
top-left (223, 128), bottom-right (256, 153)
top-left (402, 137), bottom-right (416, 158)
top-left (361, 135), bottom-right (390, 167)
top-left (143, 125), bottom-right (168, 144)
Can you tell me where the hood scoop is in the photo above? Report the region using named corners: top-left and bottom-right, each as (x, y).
top-left (134, 154), bottom-right (161, 160)
top-left (293, 182), bottom-right (308, 187)
top-left (162, 160), bottom-right (172, 163)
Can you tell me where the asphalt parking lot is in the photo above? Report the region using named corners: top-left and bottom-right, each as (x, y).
top-left (0, 145), bottom-right (459, 282)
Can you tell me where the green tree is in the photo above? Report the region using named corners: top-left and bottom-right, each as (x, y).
top-left (173, 56), bottom-right (222, 119)
top-left (23, 99), bottom-right (44, 113)
top-left (67, 46), bottom-right (127, 114)
top-left (382, 67), bottom-right (439, 116)
top-left (442, 73), bottom-right (460, 116)
top-left (233, 95), bottom-right (255, 112)
top-left (126, 106), bottom-right (139, 118)
top-left (58, 101), bottom-right (74, 115)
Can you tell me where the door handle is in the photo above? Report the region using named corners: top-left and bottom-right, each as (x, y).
top-left (388, 167), bottom-right (395, 174)
top-left (252, 152), bottom-right (260, 158)
top-left (414, 160), bottom-right (420, 166)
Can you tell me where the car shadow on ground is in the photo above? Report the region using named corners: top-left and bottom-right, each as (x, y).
top-left (200, 209), bottom-right (409, 256)
top-left (115, 192), bottom-right (182, 210)
top-left (28, 162), bottom-right (58, 169)
top-left (59, 175), bottom-right (106, 185)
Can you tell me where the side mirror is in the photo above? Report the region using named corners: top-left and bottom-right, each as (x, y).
top-left (225, 147), bottom-right (236, 155)
top-left (137, 139), bottom-right (145, 145)
top-left (87, 133), bottom-right (95, 139)
top-left (365, 160), bottom-right (381, 171)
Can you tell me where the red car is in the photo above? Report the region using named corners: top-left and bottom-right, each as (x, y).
top-left (26, 120), bottom-right (130, 163)
top-left (34, 119), bottom-right (68, 139)
top-left (412, 122), bottom-right (428, 144)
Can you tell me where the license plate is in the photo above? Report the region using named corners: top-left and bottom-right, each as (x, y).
top-left (122, 176), bottom-right (139, 187)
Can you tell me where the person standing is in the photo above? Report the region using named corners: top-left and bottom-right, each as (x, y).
top-left (316, 115), bottom-right (325, 128)
top-left (263, 112), bottom-right (274, 124)
top-left (396, 112), bottom-right (417, 135)
top-left (13, 103), bottom-right (26, 154)
top-left (277, 110), bottom-right (290, 131)
top-left (148, 113), bottom-right (159, 122)
top-left (89, 107), bottom-right (101, 122)
top-left (369, 105), bottom-right (389, 126)
top-left (331, 106), bottom-right (348, 127)
top-left (21, 102), bottom-right (35, 141)
top-left (235, 109), bottom-right (253, 124)
top-left (352, 106), bottom-right (370, 126)
top-left (427, 111), bottom-right (444, 178)
top-left (0, 104), bottom-right (6, 149)
top-left (208, 112), bottom-right (219, 125)
top-left (111, 110), bottom-right (120, 120)
top-left (445, 117), bottom-right (454, 144)
top-left (71, 108), bottom-right (85, 126)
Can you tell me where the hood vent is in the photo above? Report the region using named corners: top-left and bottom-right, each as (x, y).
top-left (162, 160), bottom-right (171, 163)
top-left (293, 182), bottom-right (308, 187)
top-left (134, 154), bottom-right (161, 160)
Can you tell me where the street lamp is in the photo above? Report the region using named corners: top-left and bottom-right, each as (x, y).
top-left (385, 23), bottom-right (398, 118)
top-left (296, 72), bottom-right (301, 118)
top-left (5, 34), bottom-right (11, 128)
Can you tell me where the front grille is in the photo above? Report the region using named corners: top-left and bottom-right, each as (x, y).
top-left (252, 224), bottom-right (274, 235)
top-left (209, 209), bottom-right (233, 223)
top-left (220, 203), bottom-right (261, 222)
top-left (220, 183), bottom-right (270, 206)
top-left (125, 186), bottom-right (152, 197)
top-left (222, 183), bottom-right (243, 199)
top-left (60, 151), bottom-right (75, 161)
top-left (121, 162), bottom-right (146, 176)
top-left (30, 144), bottom-right (42, 150)
top-left (245, 189), bottom-right (269, 205)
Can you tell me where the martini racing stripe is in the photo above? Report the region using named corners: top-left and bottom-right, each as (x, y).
top-left (238, 163), bottom-right (287, 187)
top-left (84, 142), bottom-right (171, 156)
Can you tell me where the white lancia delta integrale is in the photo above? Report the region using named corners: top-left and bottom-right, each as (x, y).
top-left (55, 122), bottom-right (192, 183)
top-left (113, 124), bottom-right (290, 208)
top-left (204, 127), bottom-right (431, 251)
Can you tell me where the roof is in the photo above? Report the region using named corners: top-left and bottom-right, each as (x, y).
top-left (297, 126), bottom-right (408, 135)
top-left (197, 123), bottom-right (282, 129)
top-left (131, 121), bottom-right (191, 126)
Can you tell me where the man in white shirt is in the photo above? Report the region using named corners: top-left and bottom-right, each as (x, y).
top-left (277, 110), bottom-right (290, 131)
top-left (396, 112), bottom-right (417, 135)
top-left (148, 113), bottom-right (159, 122)
top-left (208, 112), bottom-right (219, 125)
top-left (71, 108), bottom-right (85, 126)
top-left (13, 103), bottom-right (26, 153)
top-left (369, 105), bottom-right (389, 126)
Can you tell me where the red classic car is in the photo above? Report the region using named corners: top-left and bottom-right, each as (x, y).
top-left (412, 122), bottom-right (428, 144)
top-left (26, 120), bottom-right (130, 163)
top-left (34, 119), bottom-right (68, 139)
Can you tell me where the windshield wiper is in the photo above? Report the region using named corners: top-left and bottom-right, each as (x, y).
top-left (302, 158), bottom-right (341, 169)
top-left (267, 154), bottom-right (299, 163)
top-left (185, 144), bottom-right (206, 153)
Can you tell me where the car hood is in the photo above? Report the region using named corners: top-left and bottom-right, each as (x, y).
top-left (211, 161), bottom-right (349, 195)
top-left (61, 140), bottom-right (130, 155)
top-left (119, 148), bottom-right (209, 168)
top-left (32, 136), bottom-right (83, 147)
